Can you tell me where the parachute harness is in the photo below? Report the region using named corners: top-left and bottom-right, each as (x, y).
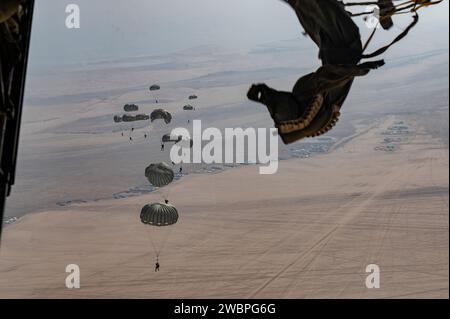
top-left (343, 0), bottom-right (443, 59)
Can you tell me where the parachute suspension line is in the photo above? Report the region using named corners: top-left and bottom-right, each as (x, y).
top-left (362, 21), bottom-right (380, 53)
top-left (144, 226), bottom-right (160, 258)
top-left (414, 0), bottom-right (444, 10)
top-left (146, 227), bottom-right (171, 259)
top-left (346, 0), bottom-right (443, 18)
top-left (157, 225), bottom-right (174, 260)
top-left (344, 1), bottom-right (442, 60)
top-left (362, 11), bottom-right (419, 59)
top-left (393, 0), bottom-right (444, 12)
top-left (344, 0), bottom-right (442, 8)
top-left (147, 225), bottom-right (174, 260)
top-left (348, 2), bottom-right (412, 18)
top-left (160, 186), bottom-right (173, 203)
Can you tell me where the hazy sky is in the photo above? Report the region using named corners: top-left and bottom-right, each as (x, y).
top-left (29, 0), bottom-right (449, 67)
top-left (30, 0), bottom-right (300, 65)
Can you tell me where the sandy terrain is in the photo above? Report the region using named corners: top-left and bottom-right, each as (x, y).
top-left (0, 114), bottom-right (447, 298)
top-left (0, 23), bottom-right (448, 298)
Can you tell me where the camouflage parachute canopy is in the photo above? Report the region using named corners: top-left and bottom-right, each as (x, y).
top-left (122, 114), bottom-right (135, 122)
top-left (183, 105), bottom-right (194, 111)
top-left (113, 115), bottom-right (123, 123)
top-left (188, 94), bottom-right (198, 100)
top-left (123, 104), bottom-right (139, 112)
top-left (151, 109), bottom-right (172, 124)
top-left (162, 134), bottom-right (193, 148)
top-left (121, 114), bottom-right (150, 122)
top-left (247, 0), bottom-right (380, 144)
top-left (140, 203), bottom-right (179, 227)
top-left (145, 162), bottom-right (174, 188)
top-left (149, 84), bottom-right (161, 91)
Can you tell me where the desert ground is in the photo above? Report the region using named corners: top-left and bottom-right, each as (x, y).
top-left (0, 112), bottom-right (448, 298)
top-left (0, 37), bottom-right (448, 298)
